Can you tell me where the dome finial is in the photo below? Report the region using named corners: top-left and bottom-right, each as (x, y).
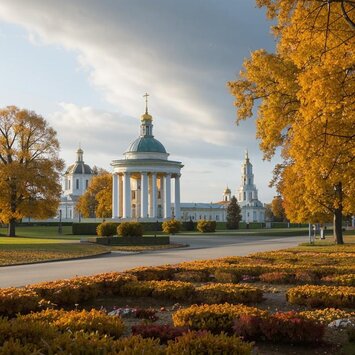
top-left (143, 92), bottom-right (149, 114)
top-left (141, 92), bottom-right (153, 121)
top-left (245, 149), bottom-right (249, 160)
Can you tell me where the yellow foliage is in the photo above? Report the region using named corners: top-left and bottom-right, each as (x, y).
top-left (0, 106), bottom-right (64, 235)
top-left (229, 1), bottom-right (355, 240)
top-left (76, 171), bottom-right (112, 218)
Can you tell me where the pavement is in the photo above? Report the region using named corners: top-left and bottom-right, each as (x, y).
top-left (0, 234), bottom-right (307, 288)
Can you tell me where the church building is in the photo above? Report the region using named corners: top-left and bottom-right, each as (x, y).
top-left (58, 148), bottom-right (94, 219)
top-left (236, 151), bottom-right (265, 223)
top-left (111, 94), bottom-right (183, 220)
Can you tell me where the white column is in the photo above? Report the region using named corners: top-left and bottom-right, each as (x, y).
top-left (141, 172), bottom-right (148, 218)
top-left (123, 172), bottom-right (131, 219)
top-left (174, 175), bottom-right (181, 220)
top-left (164, 174), bottom-right (171, 219)
top-left (151, 173), bottom-right (157, 218)
top-left (112, 173), bottom-right (118, 218)
top-left (118, 174), bottom-right (123, 218)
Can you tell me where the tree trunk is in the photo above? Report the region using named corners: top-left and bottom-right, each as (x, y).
top-left (333, 182), bottom-right (344, 245)
top-left (7, 219), bottom-right (16, 237)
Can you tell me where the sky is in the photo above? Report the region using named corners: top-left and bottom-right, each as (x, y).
top-left (0, 0), bottom-right (280, 203)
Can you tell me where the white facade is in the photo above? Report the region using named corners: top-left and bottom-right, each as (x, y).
top-left (180, 203), bottom-right (226, 222)
top-left (111, 102), bottom-right (183, 221)
top-left (58, 148), bottom-right (93, 219)
top-left (236, 151), bottom-right (265, 223)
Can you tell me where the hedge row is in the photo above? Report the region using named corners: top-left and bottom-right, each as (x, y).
top-left (286, 285), bottom-right (355, 308)
top-left (173, 304), bottom-right (327, 344)
top-left (0, 278), bottom-right (262, 316)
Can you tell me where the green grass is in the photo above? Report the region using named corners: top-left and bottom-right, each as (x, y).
top-left (0, 226), bottom-right (80, 240)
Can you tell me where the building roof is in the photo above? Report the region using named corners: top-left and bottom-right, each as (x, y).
top-left (65, 163), bottom-right (93, 175)
top-left (126, 136), bottom-right (167, 154)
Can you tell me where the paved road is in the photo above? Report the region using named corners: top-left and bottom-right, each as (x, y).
top-left (0, 234), bottom-right (306, 288)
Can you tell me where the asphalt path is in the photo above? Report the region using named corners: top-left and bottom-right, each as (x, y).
top-left (0, 234), bottom-right (307, 288)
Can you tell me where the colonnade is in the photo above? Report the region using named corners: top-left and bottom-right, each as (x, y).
top-left (112, 172), bottom-right (181, 220)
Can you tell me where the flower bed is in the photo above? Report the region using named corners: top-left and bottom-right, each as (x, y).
top-left (172, 303), bottom-right (267, 333)
top-left (195, 283), bottom-right (263, 304)
top-left (286, 285), bottom-right (355, 308)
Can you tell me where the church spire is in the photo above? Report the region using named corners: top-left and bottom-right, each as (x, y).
top-left (76, 145), bottom-right (84, 162)
top-left (140, 93), bottom-right (153, 137)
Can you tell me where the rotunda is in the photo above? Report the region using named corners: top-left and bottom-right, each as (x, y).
top-left (111, 95), bottom-right (183, 220)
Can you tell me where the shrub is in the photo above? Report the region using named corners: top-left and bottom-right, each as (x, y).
top-left (299, 308), bottom-right (355, 324)
top-left (117, 222), bottom-right (143, 237)
top-left (132, 324), bottom-right (187, 344)
top-left (166, 331), bottom-right (253, 355)
top-left (233, 314), bottom-right (263, 340)
top-left (294, 271), bottom-right (319, 284)
top-left (182, 220), bottom-right (195, 231)
top-left (128, 266), bottom-right (175, 281)
top-left (72, 222), bottom-right (99, 235)
top-left (0, 288), bottom-right (40, 316)
top-left (162, 219), bottom-right (181, 234)
top-left (96, 222), bottom-right (118, 236)
top-left (174, 271), bottom-right (210, 282)
top-left (28, 277), bottom-right (100, 305)
top-left (134, 308), bottom-right (158, 321)
top-left (197, 220), bottom-right (216, 233)
top-left (260, 311), bottom-right (325, 344)
top-left (19, 309), bottom-right (125, 339)
top-left (234, 312), bottom-right (325, 344)
top-left (195, 283), bottom-right (263, 304)
top-left (287, 285), bottom-right (355, 308)
top-left (120, 281), bottom-right (155, 297)
top-left (214, 268), bottom-right (242, 283)
top-left (259, 272), bottom-right (294, 284)
top-left (150, 281), bottom-right (195, 301)
top-left (321, 274), bottom-right (355, 286)
top-left (173, 303), bottom-right (267, 333)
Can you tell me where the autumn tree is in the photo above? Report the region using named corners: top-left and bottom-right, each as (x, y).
top-left (226, 196), bottom-right (242, 229)
top-left (0, 106), bottom-right (64, 236)
top-left (76, 171), bottom-right (112, 218)
top-left (271, 196), bottom-right (287, 222)
top-left (229, 1), bottom-right (354, 244)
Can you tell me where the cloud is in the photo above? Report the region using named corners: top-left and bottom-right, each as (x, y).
top-left (0, 0), bottom-right (278, 202)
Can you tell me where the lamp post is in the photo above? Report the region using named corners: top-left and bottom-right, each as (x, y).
top-left (58, 210), bottom-right (62, 234)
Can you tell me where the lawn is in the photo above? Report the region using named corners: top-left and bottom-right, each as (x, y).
top-left (0, 236), bottom-right (108, 266)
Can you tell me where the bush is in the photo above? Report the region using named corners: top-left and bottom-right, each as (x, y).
top-left (197, 220), bottom-right (216, 233)
top-left (182, 220), bottom-right (195, 231)
top-left (18, 309), bottom-right (125, 339)
top-left (233, 312), bottom-right (325, 344)
top-left (0, 288), bottom-right (41, 316)
top-left (162, 219), bottom-right (181, 234)
top-left (174, 271), bottom-right (210, 282)
top-left (214, 269), bottom-right (243, 283)
top-left (322, 274), bottom-right (355, 286)
top-left (117, 222), bottom-right (143, 237)
top-left (259, 272), bottom-right (294, 284)
top-left (173, 303), bottom-right (267, 333)
top-left (132, 324), bottom-right (187, 344)
top-left (166, 331), bottom-right (253, 354)
top-left (96, 222), bottom-right (119, 236)
top-left (260, 311), bottom-right (325, 344)
top-left (195, 283), bottom-right (263, 304)
top-left (287, 285), bottom-right (355, 308)
top-left (294, 271), bottom-right (319, 284)
top-left (128, 266), bottom-right (175, 281)
top-left (72, 223), bottom-right (99, 235)
top-left (299, 308), bottom-right (355, 324)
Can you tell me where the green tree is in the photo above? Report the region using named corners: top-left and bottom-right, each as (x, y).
top-left (226, 196), bottom-right (242, 229)
top-left (0, 106), bottom-right (64, 236)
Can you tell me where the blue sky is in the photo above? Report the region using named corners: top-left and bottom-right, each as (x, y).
top-left (0, 0), bottom-right (279, 203)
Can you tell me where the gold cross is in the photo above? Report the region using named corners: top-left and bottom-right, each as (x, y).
top-left (143, 92), bottom-right (149, 113)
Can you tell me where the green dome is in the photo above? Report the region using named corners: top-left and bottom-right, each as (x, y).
top-left (126, 137), bottom-right (167, 153)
